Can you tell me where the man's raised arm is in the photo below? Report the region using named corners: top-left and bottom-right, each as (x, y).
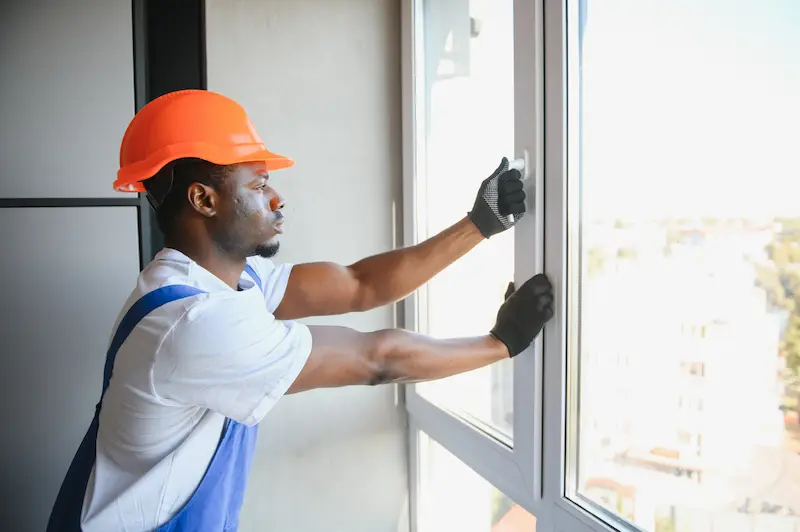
top-left (288, 273), bottom-right (552, 394)
top-left (275, 158), bottom-right (526, 321)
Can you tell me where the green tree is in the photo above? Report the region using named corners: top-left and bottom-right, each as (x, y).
top-left (755, 265), bottom-right (790, 310)
top-left (781, 298), bottom-right (800, 419)
top-left (786, 270), bottom-right (800, 302)
top-left (783, 306), bottom-right (800, 379)
top-left (777, 217), bottom-right (800, 237)
top-left (754, 218), bottom-right (800, 422)
top-left (614, 219), bottom-right (629, 229)
top-left (768, 241), bottom-right (791, 266)
top-left (587, 246), bottom-right (608, 276)
top-left (655, 516), bottom-right (676, 532)
top-left (757, 218), bottom-right (800, 313)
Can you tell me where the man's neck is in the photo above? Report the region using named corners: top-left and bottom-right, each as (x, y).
top-left (165, 236), bottom-right (245, 290)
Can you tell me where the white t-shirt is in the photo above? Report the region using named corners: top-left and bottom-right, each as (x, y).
top-left (80, 248), bottom-right (313, 531)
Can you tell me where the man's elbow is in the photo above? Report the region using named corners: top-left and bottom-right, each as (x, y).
top-left (363, 330), bottom-right (405, 386)
top-left (351, 295), bottom-right (378, 314)
top-left (367, 366), bottom-right (394, 386)
top-left (349, 268), bottom-right (396, 313)
top-left (349, 352), bottom-right (395, 386)
top-left (352, 330), bottom-right (392, 385)
top-left (350, 283), bottom-right (382, 313)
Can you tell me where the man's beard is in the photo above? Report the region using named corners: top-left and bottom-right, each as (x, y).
top-left (255, 241), bottom-right (280, 258)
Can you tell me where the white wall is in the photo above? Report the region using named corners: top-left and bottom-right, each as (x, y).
top-left (206, 1), bottom-right (409, 531)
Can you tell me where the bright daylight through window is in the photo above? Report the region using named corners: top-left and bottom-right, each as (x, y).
top-left (415, 0), bottom-right (517, 440)
top-left (567, 1), bottom-right (800, 531)
top-left (417, 431), bottom-right (536, 532)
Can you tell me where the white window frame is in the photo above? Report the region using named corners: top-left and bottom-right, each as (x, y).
top-left (400, 0), bottom-right (545, 519)
top-left (402, 1), bottom-right (643, 531)
top-left (541, 0), bottom-right (635, 528)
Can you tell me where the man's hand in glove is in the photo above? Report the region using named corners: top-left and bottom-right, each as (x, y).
top-left (468, 157), bottom-right (526, 238)
top-left (490, 274), bottom-right (554, 357)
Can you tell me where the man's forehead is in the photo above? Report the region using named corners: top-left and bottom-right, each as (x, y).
top-left (241, 161), bottom-right (269, 174)
top-left (229, 161), bottom-right (270, 181)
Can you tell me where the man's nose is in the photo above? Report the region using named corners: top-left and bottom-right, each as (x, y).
top-left (269, 193), bottom-right (285, 212)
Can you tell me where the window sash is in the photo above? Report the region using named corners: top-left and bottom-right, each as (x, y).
top-left (403, 0), bottom-right (642, 531)
top-left (401, 0), bottom-right (545, 517)
top-left (542, 0), bottom-right (644, 530)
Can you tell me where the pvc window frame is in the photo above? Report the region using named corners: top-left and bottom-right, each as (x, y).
top-left (402, 1), bottom-right (641, 531)
top-left (401, 0), bottom-right (544, 520)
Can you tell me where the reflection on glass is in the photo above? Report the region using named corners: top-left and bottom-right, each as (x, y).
top-left (418, 431), bottom-right (536, 532)
top-left (569, 1), bottom-right (800, 531)
top-left (416, 0), bottom-right (516, 439)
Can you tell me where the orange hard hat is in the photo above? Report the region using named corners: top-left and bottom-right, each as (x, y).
top-left (114, 90), bottom-right (294, 193)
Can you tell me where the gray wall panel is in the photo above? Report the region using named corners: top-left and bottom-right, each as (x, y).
top-left (0, 0), bottom-right (134, 198)
top-left (0, 207), bottom-right (140, 531)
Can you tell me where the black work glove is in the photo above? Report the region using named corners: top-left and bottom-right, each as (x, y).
top-left (490, 274), bottom-right (554, 357)
top-left (468, 157), bottom-right (526, 238)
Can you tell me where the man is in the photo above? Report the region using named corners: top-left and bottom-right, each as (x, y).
top-left (48, 90), bottom-right (553, 531)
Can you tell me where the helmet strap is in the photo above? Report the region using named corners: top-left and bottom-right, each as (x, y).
top-left (144, 165), bottom-right (176, 212)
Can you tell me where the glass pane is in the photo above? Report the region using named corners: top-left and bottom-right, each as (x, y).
top-left (417, 431), bottom-right (536, 532)
top-left (568, 1), bottom-right (800, 531)
top-left (415, 0), bottom-right (516, 439)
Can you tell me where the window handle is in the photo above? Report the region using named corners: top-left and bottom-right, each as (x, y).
top-left (510, 149), bottom-right (544, 273)
top-left (508, 154), bottom-right (528, 177)
top-left (507, 150), bottom-right (530, 224)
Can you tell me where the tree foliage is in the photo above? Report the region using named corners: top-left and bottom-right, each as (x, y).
top-left (783, 309), bottom-right (800, 376)
top-left (762, 218), bottom-right (800, 415)
top-left (756, 218), bottom-right (800, 313)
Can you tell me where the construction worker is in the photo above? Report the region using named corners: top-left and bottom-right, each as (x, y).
top-left (47, 90), bottom-right (553, 531)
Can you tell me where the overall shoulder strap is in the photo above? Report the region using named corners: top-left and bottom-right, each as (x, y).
top-left (46, 284), bottom-right (208, 532)
top-left (244, 263), bottom-right (263, 292)
top-left (102, 285), bottom-right (206, 393)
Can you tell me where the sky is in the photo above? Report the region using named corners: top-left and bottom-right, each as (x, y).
top-left (580, 0), bottom-right (800, 220)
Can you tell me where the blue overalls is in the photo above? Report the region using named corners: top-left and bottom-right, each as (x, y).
top-left (47, 265), bottom-right (264, 531)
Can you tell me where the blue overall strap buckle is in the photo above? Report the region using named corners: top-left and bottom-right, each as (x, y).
top-left (244, 263), bottom-right (263, 292)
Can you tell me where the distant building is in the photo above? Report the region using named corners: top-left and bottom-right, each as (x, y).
top-left (577, 223), bottom-right (791, 530)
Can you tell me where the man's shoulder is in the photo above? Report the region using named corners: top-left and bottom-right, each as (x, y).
top-left (162, 290), bottom-right (283, 366)
top-left (245, 255), bottom-right (283, 278)
top-left (126, 250), bottom-right (292, 327)
top-left (244, 256), bottom-right (295, 312)
top-left (116, 252), bottom-right (221, 337)
top-left (138, 249), bottom-right (202, 291)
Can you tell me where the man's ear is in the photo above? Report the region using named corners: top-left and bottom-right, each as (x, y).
top-left (187, 182), bottom-right (218, 218)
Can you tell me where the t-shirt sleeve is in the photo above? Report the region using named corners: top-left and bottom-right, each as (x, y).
top-left (153, 293), bottom-right (312, 426)
top-left (245, 256), bottom-right (294, 313)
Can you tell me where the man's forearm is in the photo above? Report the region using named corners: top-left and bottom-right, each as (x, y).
top-left (349, 217), bottom-right (483, 309)
top-left (371, 328), bottom-right (509, 384)
top-left (287, 325), bottom-right (509, 393)
top-left (285, 272), bottom-right (551, 395)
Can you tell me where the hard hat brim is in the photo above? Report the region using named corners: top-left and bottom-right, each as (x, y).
top-left (113, 143), bottom-right (295, 193)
